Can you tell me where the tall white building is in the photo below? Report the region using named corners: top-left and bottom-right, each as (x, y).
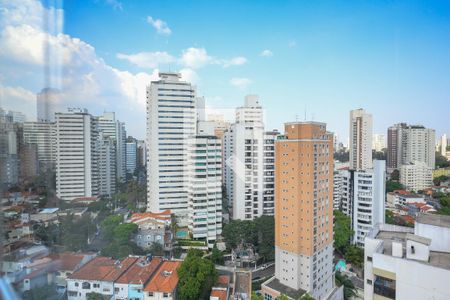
top-left (55, 108), bottom-right (99, 201)
top-left (223, 95), bottom-right (278, 220)
top-left (187, 125), bottom-right (222, 248)
top-left (441, 134), bottom-right (448, 157)
top-left (372, 134), bottom-right (386, 152)
top-left (400, 162), bottom-right (433, 192)
top-left (98, 134), bottom-right (116, 196)
top-left (364, 214), bottom-right (450, 300)
top-left (387, 123), bottom-right (435, 169)
top-left (23, 122), bottom-right (55, 170)
top-left (146, 72), bottom-right (201, 216)
top-left (338, 160), bottom-right (386, 246)
top-left (349, 109), bottom-right (373, 171)
top-left (37, 88), bottom-right (60, 123)
top-left (97, 112), bottom-right (126, 182)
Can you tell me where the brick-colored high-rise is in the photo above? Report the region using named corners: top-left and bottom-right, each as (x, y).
top-left (262, 122), bottom-right (335, 300)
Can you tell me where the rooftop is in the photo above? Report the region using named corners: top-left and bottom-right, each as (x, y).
top-left (143, 261), bottom-right (181, 293)
top-left (116, 257), bottom-right (162, 285)
top-left (263, 277), bottom-right (305, 299)
top-left (416, 213), bottom-right (450, 228)
top-left (130, 210), bottom-right (172, 223)
top-left (375, 230), bottom-right (450, 270)
top-left (211, 289), bottom-right (228, 300)
top-left (69, 256), bottom-right (137, 281)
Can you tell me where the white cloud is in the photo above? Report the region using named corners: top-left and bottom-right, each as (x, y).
top-left (260, 49), bottom-right (273, 57)
top-left (0, 84), bottom-right (36, 119)
top-left (221, 56), bottom-right (247, 67)
top-left (120, 47), bottom-right (247, 69)
top-left (180, 47), bottom-right (213, 69)
top-left (230, 77), bottom-right (252, 89)
top-left (147, 16), bottom-right (171, 36)
top-left (116, 51), bottom-right (175, 68)
top-left (104, 0), bottom-right (123, 11)
top-left (179, 68), bottom-right (199, 84)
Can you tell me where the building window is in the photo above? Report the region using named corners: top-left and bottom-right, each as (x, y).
top-left (367, 279), bottom-right (372, 285)
top-left (148, 292), bottom-right (154, 297)
top-left (264, 294), bottom-right (273, 300)
top-left (374, 276), bottom-right (396, 299)
top-left (82, 282), bottom-right (91, 289)
top-left (367, 256), bottom-right (372, 262)
top-left (163, 292), bottom-right (169, 298)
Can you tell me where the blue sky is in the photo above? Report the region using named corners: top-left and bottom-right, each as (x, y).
top-left (1, 0), bottom-right (450, 141)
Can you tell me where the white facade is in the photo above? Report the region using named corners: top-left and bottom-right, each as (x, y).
top-left (98, 134), bottom-right (116, 196)
top-left (23, 122), bottom-right (56, 170)
top-left (352, 160), bottom-right (386, 245)
top-left (55, 108), bottom-right (99, 201)
top-left (146, 72), bottom-right (200, 216)
top-left (338, 160), bottom-right (386, 246)
top-left (388, 123), bottom-right (436, 169)
top-left (372, 134), bottom-right (386, 152)
top-left (333, 171), bottom-right (343, 210)
top-left (400, 162), bottom-right (433, 192)
top-left (364, 218), bottom-right (450, 300)
top-left (440, 134), bottom-right (448, 157)
top-left (97, 112), bottom-right (126, 182)
top-left (187, 133), bottom-right (222, 248)
top-left (349, 109), bottom-right (373, 171)
top-left (223, 95), bottom-right (277, 220)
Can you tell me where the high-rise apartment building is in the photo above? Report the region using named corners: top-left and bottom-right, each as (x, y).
top-left (0, 120), bottom-right (20, 187)
top-left (187, 126), bottom-right (222, 248)
top-left (23, 122), bottom-right (55, 170)
top-left (440, 134), bottom-right (448, 157)
top-left (223, 95), bottom-right (278, 220)
top-left (37, 88), bottom-right (60, 123)
top-left (126, 138), bottom-right (137, 174)
top-left (262, 122), bottom-right (335, 300)
top-left (137, 140), bottom-right (146, 168)
top-left (349, 109), bottom-right (373, 171)
top-left (98, 134), bottom-right (116, 196)
top-left (372, 134), bottom-right (386, 152)
top-left (97, 112), bottom-right (126, 182)
top-left (55, 108), bottom-right (99, 201)
top-left (400, 162), bottom-right (433, 192)
top-left (337, 160), bottom-right (386, 246)
top-left (387, 123), bottom-right (435, 170)
top-left (146, 72), bottom-right (201, 216)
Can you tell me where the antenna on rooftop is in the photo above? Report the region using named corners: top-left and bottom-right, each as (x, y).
top-left (304, 105), bottom-right (307, 121)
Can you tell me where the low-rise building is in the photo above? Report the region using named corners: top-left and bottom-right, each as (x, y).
top-left (130, 210), bottom-right (173, 252)
top-left (143, 260), bottom-right (182, 300)
top-left (364, 214), bottom-right (450, 300)
top-left (114, 256), bottom-right (163, 300)
top-left (386, 190), bottom-right (425, 207)
top-left (210, 275), bottom-right (230, 300)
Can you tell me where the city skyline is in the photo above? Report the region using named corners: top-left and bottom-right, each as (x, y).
top-left (1, 0), bottom-right (450, 141)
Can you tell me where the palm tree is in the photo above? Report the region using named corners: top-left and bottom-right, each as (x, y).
top-left (335, 271), bottom-right (357, 300)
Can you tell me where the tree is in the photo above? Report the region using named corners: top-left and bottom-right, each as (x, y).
top-left (344, 245), bottom-right (364, 268)
top-left (100, 222), bottom-right (139, 259)
top-left (149, 241), bottom-right (164, 256)
top-left (211, 244), bottom-right (224, 265)
top-left (335, 271), bottom-right (357, 300)
top-left (279, 295), bottom-right (289, 300)
top-left (251, 292), bottom-right (264, 300)
top-left (23, 284), bottom-right (58, 300)
top-left (436, 153), bottom-right (450, 168)
top-left (386, 180), bottom-right (404, 193)
top-left (87, 292), bottom-right (105, 300)
top-left (299, 294), bottom-right (315, 300)
top-left (333, 210), bottom-right (353, 253)
top-left (100, 215), bottom-right (122, 241)
top-left (385, 210), bottom-right (395, 225)
top-left (434, 175), bottom-right (449, 186)
top-left (390, 169), bottom-right (400, 181)
top-left (255, 216), bottom-right (275, 261)
top-left (177, 249), bottom-right (217, 300)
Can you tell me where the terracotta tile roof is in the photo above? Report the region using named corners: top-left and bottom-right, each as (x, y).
top-left (69, 256), bottom-right (137, 281)
top-left (210, 288), bottom-right (227, 300)
top-left (217, 275), bottom-right (230, 286)
top-left (103, 256), bottom-right (139, 282)
top-left (116, 257), bottom-right (163, 285)
top-left (48, 252), bottom-right (91, 271)
top-left (130, 210), bottom-right (172, 223)
top-left (143, 261), bottom-right (181, 293)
